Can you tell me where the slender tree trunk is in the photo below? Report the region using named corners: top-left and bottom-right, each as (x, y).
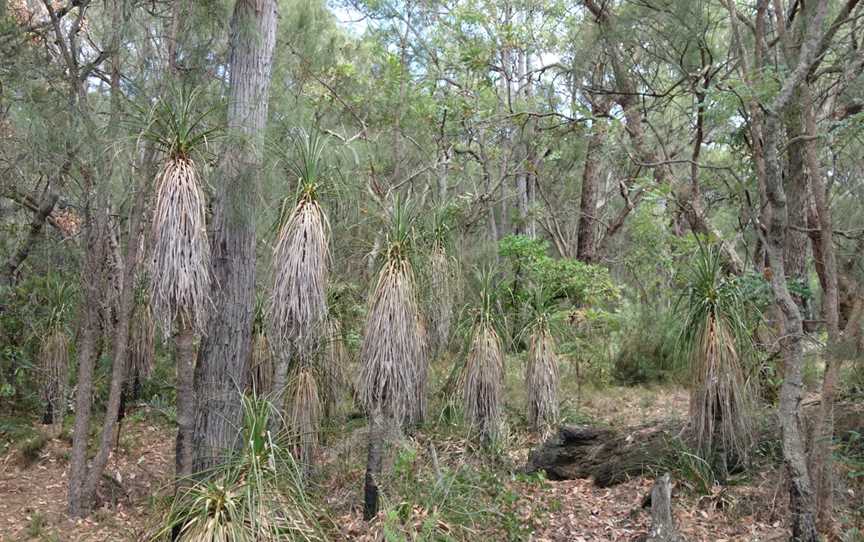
top-left (67, 217), bottom-right (106, 517)
top-left (192, 0), bottom-right (278, 472)
top-left (762, 111), bottom-right (818, 542)
top-left (801, 85), bottom-right (841, 530)
top-left (175, 319), bottom-right (196, 481)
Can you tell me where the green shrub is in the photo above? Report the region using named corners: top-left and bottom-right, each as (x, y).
top-left (611, 306), bottom-right (679, 385)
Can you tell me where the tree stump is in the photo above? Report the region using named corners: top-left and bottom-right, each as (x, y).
top-left (642, 473), bottom-right (686, 542)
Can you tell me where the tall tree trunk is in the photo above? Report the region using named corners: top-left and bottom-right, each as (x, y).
top-left (783, 92), bottom-right (811, 312)
top-left (576, 101), bottom-right (608, 263)
top-left (192, 0), bottom-right (278, 472)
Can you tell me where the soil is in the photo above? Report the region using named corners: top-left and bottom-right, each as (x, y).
top-left (0, 388), bottom-right (860, 541)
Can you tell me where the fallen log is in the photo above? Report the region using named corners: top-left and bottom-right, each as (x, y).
top-left (525, 422), bottom-right (679, 486)
top-left (524, 402), bottom-right (863, 486)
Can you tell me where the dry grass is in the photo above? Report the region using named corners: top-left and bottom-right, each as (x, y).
top-left (37, 329), bottom-right (69, 429)
top-left (288, 366), bottom-right (322, 469)
top-left (149, 156), bottom-right (211, 335)
top-left (526, 324), bottom-right (560, 433)
top-left (689, 313), bottom-right (753, 463)
top-left (359, 258), bottom-right (425, 424)
top-left (463, 322), bottom-right (505, 441)
top-left (267, 196), bottom-right (329, 357)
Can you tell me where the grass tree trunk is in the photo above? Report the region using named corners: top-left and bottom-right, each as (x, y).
top-left (363, 410), bottom-right (385, 520)
top-left (192, 0), bottom-right (277, 473)
top-left (175, 319), bottom-right (196, 481)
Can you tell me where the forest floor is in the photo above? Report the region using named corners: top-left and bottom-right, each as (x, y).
top-left (0, 384), bottom-right (861, 541)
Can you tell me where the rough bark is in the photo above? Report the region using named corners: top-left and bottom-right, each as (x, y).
top-left (576, 100), bottom-right (609, 263)
top-left (525, 423), bottom-right (678, 486)
top-left (782, 95), bottom-right (810, 300)
top-left (192, 0), bottom-right (278, 472)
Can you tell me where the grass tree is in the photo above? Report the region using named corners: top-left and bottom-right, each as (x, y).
top-left (526, 313), bottom-right (560, 433)
top-left (677, 244), bottom-right (753, 472)
top-left (146, 89), bottom-right (213, 480)
top-left (463, 269), bottom-right (505, 443)
top-left (266, 130), bottom-right (330, 465)
top-left (359, 200), bottom-right (426, 519)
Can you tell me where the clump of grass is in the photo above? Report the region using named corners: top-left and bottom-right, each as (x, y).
top-left (654, 436), bottom-right (717, 495)
top-left (427, 207), bottom-right (455, 359)
top-left (677, 244), bottom-right (753, 467)
top-left (17, 432), bottom-right (50, 466)
top-left (359, 203), bottom-right (425, 425)
top-left (463, 322), bottom-right (505, 442)
top-left (156, 395), bottom-right (325, 541)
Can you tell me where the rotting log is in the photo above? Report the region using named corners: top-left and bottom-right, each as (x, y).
top-left (525, 423), bottom-right (679, 486)
top-left (525, 402), bottom-right (863, 487)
